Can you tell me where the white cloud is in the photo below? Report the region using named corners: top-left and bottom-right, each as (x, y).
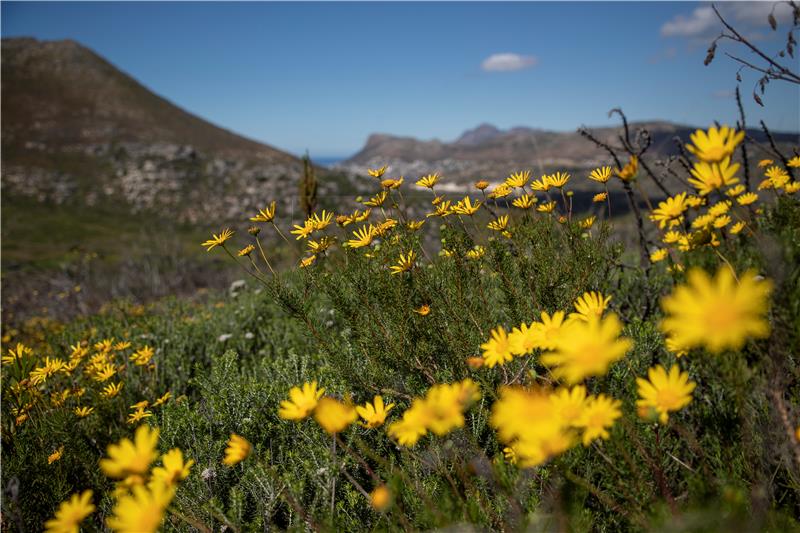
top-left (481, 53), bottom-right (538, 72)
top-left (661, 2), bottom-right (795, 39)
top-left (660, 6), bottom-right (717, 38)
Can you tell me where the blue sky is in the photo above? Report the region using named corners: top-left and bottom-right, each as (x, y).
top-left (3, 1), bottom-right (799, 157)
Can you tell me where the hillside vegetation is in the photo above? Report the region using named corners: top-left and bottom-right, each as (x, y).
top-left (3, 122), bottom-right (800, 532)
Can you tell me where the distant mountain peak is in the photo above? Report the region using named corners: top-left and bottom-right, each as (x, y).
top-left (454, 123), bottom-right (502, 146)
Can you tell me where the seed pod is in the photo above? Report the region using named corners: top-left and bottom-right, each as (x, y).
top-left (704, 42), bottom-right (717, 66)
top-left (768, 13), bottom-right (777, 30)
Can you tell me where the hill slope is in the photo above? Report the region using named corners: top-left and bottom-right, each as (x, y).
top-left (1, 37), bottom-right (312, 223)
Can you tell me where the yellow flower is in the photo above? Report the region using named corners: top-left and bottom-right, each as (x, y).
top-left (725, 185), bottom-right (745, 197)
top-left (452, 196), bottom-right (482, 215)
top-left (413, 304), bottom-right (431, 316)
top-left (550, 386), bottom-right (588, 426)
top-left (537, 201), bottom-right (556, 213)
top-left (130, 345), bottom-right (154, 366)
top-left (466, 246), bottom-right (485, 260)
top-left (487, 215), bottom-right (509, 232)
top-left (730, 221), bottom-right (746, 235)
top-left (416, 173), bottom-right (441, 189)
top-left (344, 225), bottom-right (375, 248)
top-left (74, 406), bottom-right (94, 418)
top-left (152, 448), bottom-right (194, 485)
top-left (650, 192), bottom-right (688, 229)
top-left (660, 267), bottom-right (772, 353)
top-left (546, 171), bottom-right (570, 188)
top-left (290, 220), bottom-right (315, 240)
top-left (223, 434), bottom-right (251, 466)
top-left (663, 231), bottom-right (683, 244)
top-left (570, 291), bottom-right (611, 321)
top-left (508, 322), bottom-right (539, 356)
top-left (713, 215), bottom-right (731, 229)
top-left (579, 216), bottom-right (595, 229)
top-left (102, 382), bottom-right (124, 399)
top-left (505, 170), bottom-right (531, 188)
top-left (615, 155), bottom-right (638, 181)
top-left (503, 446), bottom-right (517, 464)
top-left (593, 192), bottom-right (608, 203)
top-left (531, 311), bottom-right (567, 350)
top-left (512, 194), bottom-right (537, 209)
top-left (201, 228), bottom-right (234, 251)
top-left (237, 244), bottom-right (255, 257)
top-left (130, 400), bottom-right (149, 410)
top-left (153, 392), bottom-right (172, 407)
top-left (44, 490), bottom-right (95, 533)
top-left (541, 313), bottom-right (631, 384)
top-left (406, 219), bottom-right (426, 231)
top-left (785, 182), bottom-right (800, 194)
top-left (787, 156), bottom-right (800, 168)
top-left (48, 446), bottom-right (64, 465)
top-left (530, 177), bottom-right (551, 192)
top-left (481, 326), bottom-right (514, 368)
top-left (100, 425), bottom-right (159, 479)
top-left (636, 365), bottom-right (695, 424)
top-left (2, 342), bottom-right (32, 365)
top-left (650, 248), bottom-right (668, 262)
top-left (689, 157), bottom-right (740, 195)
top-left (127, 408), bottom-right (153, 425)
top-left (707, 200), bottom-right (731, 217)
top-left (588, 166), bottom-right (612, 184)
top-left (475, 179), bottom-right (490, 190)
top-left (390, 250), bottom-right (417, 275)
top-left (686, 125), bottom-right (744, 163)
top-left (368, 165), bottom-right (388, 178)
top-left (575, 394), bottom-right (621, 445)
top-left (30, 357), bottom-right (66, 385)
top-left (764, 166), bottom-right (790, 188)
top-left (381, 177), bottom-right (404, 189)
top-left (386, 399), bottom-right (430, 446)
top-left (106, 480), bottom-right (175, 533)
top-left (758, 159), bottom-right (774, 168)
top-left (357, 396), bottom-right (395, 428)
top-left (425, 379), bottom-right (481, 436)
top-left (428, 200), bottom-right (453, 217)
top-left (278, 381), bottom-right (325, 420)
top-left (314, 397), bottom-right (358, 434)
top-left (310, 210), bottom-right (334, 231)
top-left (488, 183), bottom-right (513, 198)
top-left (370, 485), bottom-right (392, 511)
top-left (249, 201), bottom-right (276, 223)
top-left (665, 335), bottom-right (690, 358)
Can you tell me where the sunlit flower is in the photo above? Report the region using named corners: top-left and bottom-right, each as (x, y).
top-left (570, 291), bottom-right (611, 321)
top-left (387, 399), bottom-right (430, 446)
top-left (725, 185), bottom-right (745, 197)
top-left (636, 365), bottom-right (695, 424)
top-left (290, 220), bottom-right (315, 240)
top-left (537, 201), bottom-right (556, 213)
top-left (550, 386), bottom-right (588, 426)
top-left (579, 216), bottom-right (595, 229)
top-left (416, 173), bottom-right (441, 189)
top-left (127, 408), bottom-right (153, 425)
top-left (474, 180), bottom-right (490, 190)
top-left (575, 394), bottom-right (621, 445)
top-left (530, 177), bottom-right (551, 192)
top-left (237, 244), bottom-right (255, 257)
top-left (390, 250), bottom-right (417, 275)
top-left (650, 248), bottom-right (668, 262)
top-left (589, 166), bottom-right (612, 184)
top-left (102, 382), bottom-right (124, 399)
top-left (689, 157), bottom-right (740, 195)
top-left (764, 166), bottom-right (790, 189)
top-left (202, 228), bottom-right (234, 251)
top-left (505, 170), bottom-right (531, 188)
top-left (686, 125), bottom-right (744, 163)
top-left (512, 194), bottom-right (537, 209)
top-left (481, 326), bottom-right (514, 367)
top-left (249, 201), bottom-right (276, 223)
top-left (487, 215), bottom-right (509, 232)
top-left (314, 397), bottom-right (358, 434)
top-left (344, 225), bottom-right (375, 248)
top-left (541, 313), bottom-right (631, 384)
top-left (74, 406), bottom-right (94, 418)
top-left (407, 219), bottom-right (426, 231)
top-left (153, 392), bottom-right (172, 407)
top-left (223, 434), bottom-right (251, 466)
top-left (106, 479), bottom-right (175, 533)
top-left (152, 448), bottom-right (194, 485)
top-left (278, 381), bottom-right (325, 420)
top-left (2, 342), bottom-right (32, 365)
top-left (30, 357), bottom-right (66, 385)
top-left (100, 425), bottom-right (159, 479)
top-left (650, 192), bottom-right (688, 229)
top-left (413, 304), bottom-right (431, 316)
top-left (546, 171), bottom-right (570, 188)
top-left (593, 192), bottom-right (608, 203)
top-left (368, 165), bottom-right (388, 178)
top-left (357, 396), bottom-right (395, 428)
top-left (44, 490), bottom-right (95, 533)
top-left (381, 177), bottom-right (404, 189)
top-left (730, 221), bottom-right (746, 235)
top-left (660, 267), bottom-right (772, 353)
top-left (758, 159), bottom-right (774, 168)
top-left (130, 345), bottom-right (154, 366)
top-left (466, 246), bottom-right (485, 260)
top-left (452, 196), bottom-right (482, 215)
top-left (787, 156), bottom-right (800, 168)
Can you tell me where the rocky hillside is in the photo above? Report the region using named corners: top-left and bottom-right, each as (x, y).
top-left (338, 121), bottom-right (799, 184)
top-left (1, 38), bottom-right (327, 224)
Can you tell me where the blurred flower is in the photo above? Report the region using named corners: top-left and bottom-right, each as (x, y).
top-left (686, 126), bottom-right (744, 163)
top-left (100, 425), bottom-right (159, 479)
top-left (481, 326), bottom-right (514, 367)
top-left (370, 485), bottom-right (392, 511)
top-left (106, 480), bottom-right (175, 533)
top-left (390, 250), bottom-right (417, 275)
top-left (223, 434), bottom-right (251, 466)
top-left (152, 448), bottom-right (194, 485)
top-left (689, 157), bottom-right (740, 195)
top-left (278, 381), bottom-right (325, 420)
top-left (357, 396), bottom-right (395, 428)
top-left (314, 397), bottom-right (358, 434)
top-left (636, 365), bottom-right (695, 424)
top-left (44, 490), bottom-right (94, 533)
top-left (575, 394), bottom-right (621, 445)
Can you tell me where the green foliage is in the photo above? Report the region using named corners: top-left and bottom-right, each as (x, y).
top-left (3, 198), bottom-right (800, 532)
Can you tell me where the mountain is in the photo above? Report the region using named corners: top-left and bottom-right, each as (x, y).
top-left (338, 122), bottom-right (799, 185)
top-left (1, 37), bottom-right (322, 224)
